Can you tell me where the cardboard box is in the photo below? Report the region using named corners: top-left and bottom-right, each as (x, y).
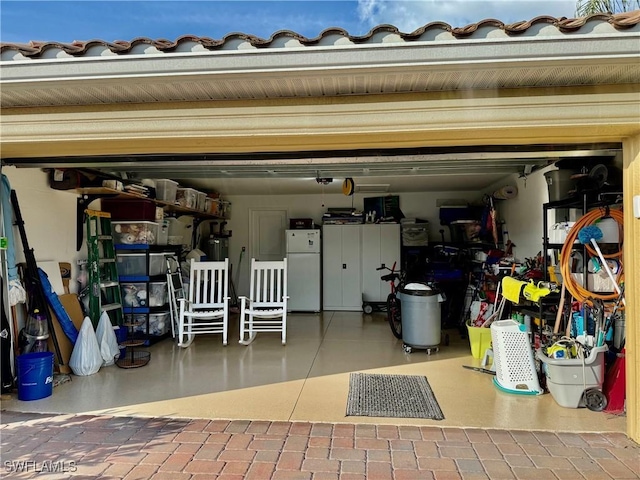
top-left (47, 294), bottom-right (85, 374)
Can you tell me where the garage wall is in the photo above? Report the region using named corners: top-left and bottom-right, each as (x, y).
top-left (482, 167), bottom-right (551, 262)
top-left (3, 166), bottom-right (83, 292)
top-left (220, 190), bottom-right (480, 296)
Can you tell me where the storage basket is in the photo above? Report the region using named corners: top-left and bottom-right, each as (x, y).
top-left (491, 319), bottom-right (542, 395)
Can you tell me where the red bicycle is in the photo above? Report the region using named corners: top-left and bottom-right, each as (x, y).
top-left (378, 262), bottom-right (405, 339)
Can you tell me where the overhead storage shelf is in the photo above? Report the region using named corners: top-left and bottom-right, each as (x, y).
top-left (75, 187), bottom-right (227, 219)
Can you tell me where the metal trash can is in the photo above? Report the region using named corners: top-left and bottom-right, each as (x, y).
top-left (397, 283), bottom-right (444, 354)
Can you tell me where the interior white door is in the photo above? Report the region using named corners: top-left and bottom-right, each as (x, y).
top-left (250, 209), bottom-right (287, 261)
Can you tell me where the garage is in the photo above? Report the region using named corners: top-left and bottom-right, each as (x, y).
top-left (1, 12), bottom-right (639, 443)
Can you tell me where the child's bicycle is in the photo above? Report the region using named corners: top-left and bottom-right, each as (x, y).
top-left (377, 262), bottom-right (405, 339)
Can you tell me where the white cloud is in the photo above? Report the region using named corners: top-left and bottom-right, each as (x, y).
top-left (357, 0), bottom-right (577, 32)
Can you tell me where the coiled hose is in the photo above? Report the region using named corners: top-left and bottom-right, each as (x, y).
top-left (559, 208), bottom-right (624, 303)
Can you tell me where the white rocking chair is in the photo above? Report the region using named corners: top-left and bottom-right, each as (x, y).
top-left (177, 258), bottom-right (230, 347)
top-left (239, 258), bottom-right (289, 345)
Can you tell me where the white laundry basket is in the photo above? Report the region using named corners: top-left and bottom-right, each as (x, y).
top-left (491, 319), bottom-right (543, 395)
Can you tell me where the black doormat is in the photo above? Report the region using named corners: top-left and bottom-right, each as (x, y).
top-left (346, 373), bottom-right (444, 420)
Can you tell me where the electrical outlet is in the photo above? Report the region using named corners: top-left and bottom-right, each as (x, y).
top-left (634, 195), bottom-right (640, 219)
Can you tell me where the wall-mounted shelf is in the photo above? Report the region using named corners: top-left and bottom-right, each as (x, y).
top-left (74, 187), bottom-right (229, 250)
top-left (76, 187), bottom-right (228, 218)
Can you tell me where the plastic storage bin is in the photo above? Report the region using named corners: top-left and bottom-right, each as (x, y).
top-left (155, 179), bottom-right (179, 203)
top-left (397, 283), bottom-right (444, 354)
top-left (116, 253), bottom-right (168, 277)
top-left (401, 224), bottom-right (429, 246)
top-left (176, 188), bottom-right (198, 209)
top-left (467, 324), bottom-right (493, 359)
top-left (537, 346), bottom-right (608, 408)
top-left (196, 191), bottom-right (207, 212)
top-left (121, 283), bottom-right (148, 308)
top-left (148, 282), bottom-right (168, 307)
top-left (157, 219), bottom-right (169, 246)
top-left (134, 312), bottom-right (170, 336)
top-left (102, 199), bottom-right (158, 222)
top-left (113, 221), bottom-right (159, 245)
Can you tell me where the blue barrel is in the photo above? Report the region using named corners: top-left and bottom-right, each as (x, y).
top-left (17, 351), bottom-right (54, 401)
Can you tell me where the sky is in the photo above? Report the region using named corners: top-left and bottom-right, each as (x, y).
top-left (0, 0), bottom-right (579, 44)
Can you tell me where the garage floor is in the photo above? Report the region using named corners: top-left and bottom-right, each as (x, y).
top-left (1, 311), bottom-right (626, 433)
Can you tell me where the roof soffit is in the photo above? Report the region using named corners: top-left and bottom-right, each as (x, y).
top-left (1, 12), bottom-right (639, 108)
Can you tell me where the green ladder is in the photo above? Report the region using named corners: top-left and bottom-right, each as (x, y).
top-left (85, 209), bottom-right (123, 327)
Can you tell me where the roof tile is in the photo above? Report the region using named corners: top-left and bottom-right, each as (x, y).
top-left (1, 10), bottom-right (638, 59)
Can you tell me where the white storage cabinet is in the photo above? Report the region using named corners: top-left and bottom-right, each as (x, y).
top-left (322, 225), bottom-right (362, 311)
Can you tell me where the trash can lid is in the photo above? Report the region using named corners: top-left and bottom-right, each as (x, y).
top-left (400, 283), bottom-right (439, 296)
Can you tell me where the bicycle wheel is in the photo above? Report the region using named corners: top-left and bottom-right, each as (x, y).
top-left (387, 293), bottom-right (402, 339)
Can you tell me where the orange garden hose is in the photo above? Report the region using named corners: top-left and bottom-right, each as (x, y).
top-left (559, 207), bottom-right (624, 303)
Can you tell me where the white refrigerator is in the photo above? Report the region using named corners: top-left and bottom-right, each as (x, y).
top-left (286, 229), bottom-right (321, 312)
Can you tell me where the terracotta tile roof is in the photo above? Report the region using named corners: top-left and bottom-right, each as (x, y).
top-left (2, 10), bottom-right (639, 58)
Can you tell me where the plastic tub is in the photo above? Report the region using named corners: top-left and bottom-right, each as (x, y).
top-left (148, 282), bottom-right (168, 307)
top-left (116, 253), bottom-right (167, 277)
top-left (121, 283), bottom-right (148, 308)
top-left (176, 188), bottom-right (198, 209)
top-left (157, 219), bottom-right (169, 246)
top-left (113, 221), bottom-right (159, 245)
top-left (196, 191), bottom-right (207, 212)
top-left (155, 179), bottom-right (179, 203)
top-left (134, 312), bottom-right (170, 336)
top-left (101, 199), bottom-right (158, 222)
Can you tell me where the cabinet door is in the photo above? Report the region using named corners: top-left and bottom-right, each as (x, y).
top-left (361, 224), bottom-right (401, 303)
top-left (361, 225), bottom-right (382, 302)
top-left (340, 226), bottom-right (362, 309)
top-left (379, 224), bottom-right (401, 289)
top-left (322, 225), bottom-right (343, 310)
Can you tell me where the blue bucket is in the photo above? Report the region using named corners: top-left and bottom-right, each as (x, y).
top-left (17, 351), bottom-right (54, 401)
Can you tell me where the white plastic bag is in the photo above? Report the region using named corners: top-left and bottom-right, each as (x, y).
top-left (95, 312), bottom-right (120, 366)
top-left (69, 317), bottom-right (103, 376)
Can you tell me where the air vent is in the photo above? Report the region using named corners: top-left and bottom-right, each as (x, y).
top-left (354, 184), bottom-right (390, 193)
